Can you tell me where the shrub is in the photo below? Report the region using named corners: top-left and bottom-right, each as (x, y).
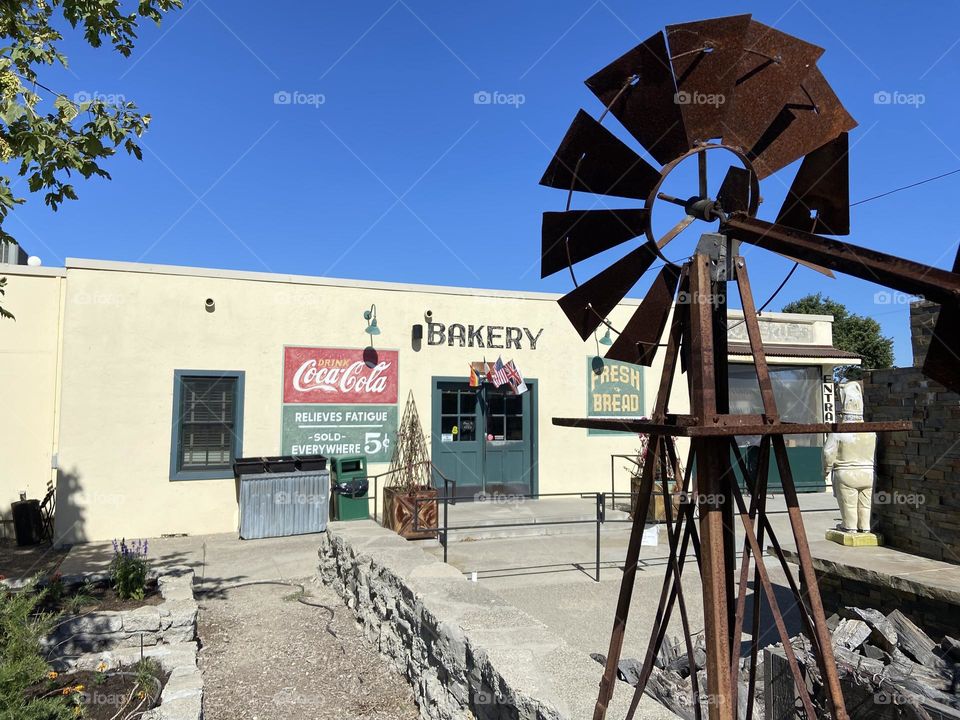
top-left (0, 583), bottom-right (71, 719)
top-left (109, 538), bottom-right (149, 601)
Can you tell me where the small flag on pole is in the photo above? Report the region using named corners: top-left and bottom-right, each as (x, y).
top-left (505, 360), bottom-right (528, 395)
top-left (491, 356), bottom-right (510, 387)
top-left (469, 364), bottom-right (482, 387)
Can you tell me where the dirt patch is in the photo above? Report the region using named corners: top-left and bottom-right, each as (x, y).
top-left (41, 580), bottom-right (163, 614)
top-left (26, 664), bottom-right (168, 720)
top-left (198, 578), bottom-right (419, 720)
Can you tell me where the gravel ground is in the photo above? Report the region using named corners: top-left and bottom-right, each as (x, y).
top-left (197, 578), bottom-right (420, 720)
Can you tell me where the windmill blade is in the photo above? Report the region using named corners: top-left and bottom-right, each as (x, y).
top-left (541, 209), bottom-right (649, 279)
top-left (606, 264), bottom-right (682, 365)
top-left (540, 110), bottom-right (662, 201)
top-left (584, 31), bottom-right (689, 166)
top-left (776, 133), bottom-right (850, 235)
top-left (717, 165), bottom-right (752, 214)
top-left (665, 14), bottom-right (751, 145)
top-left (721, 20), bottom-right (824, 158)
top-left (924, 300), bottom-right (960, 394)
top-left (557, 241), bottom-right (661, 340)
top-left (749, 66), bottom-right (857, 179)
top-left (723, 216), bottom-right (960, 305)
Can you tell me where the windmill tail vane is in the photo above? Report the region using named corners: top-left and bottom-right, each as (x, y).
top-left (538, 13), bottom-right (960, 720)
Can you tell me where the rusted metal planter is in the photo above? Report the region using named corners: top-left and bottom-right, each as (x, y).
top-left (382, 486), bottom-right (438, 540)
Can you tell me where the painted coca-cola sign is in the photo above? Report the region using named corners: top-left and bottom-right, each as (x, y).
top-left (283, 347), bottom-right (398, 404)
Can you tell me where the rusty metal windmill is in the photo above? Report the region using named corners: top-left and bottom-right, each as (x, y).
top-left (538, 13), bottom-right (960, 720)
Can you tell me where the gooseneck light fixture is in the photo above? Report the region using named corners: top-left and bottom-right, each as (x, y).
top-left (363, 304), bottom-right (380, 337)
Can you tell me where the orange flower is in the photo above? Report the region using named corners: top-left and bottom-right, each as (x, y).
top-left (61, 688), bottom-right (71, 695)
top-left (47, 671), bottom-right (58, 680)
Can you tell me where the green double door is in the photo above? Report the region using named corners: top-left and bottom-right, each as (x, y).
top-left (431, 379), bottom-right (536, 500)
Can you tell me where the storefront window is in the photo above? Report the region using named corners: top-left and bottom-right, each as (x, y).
top-left (440, 388), bottom-right (477, 441)
top-left (729, 364), bottom-right (821, 447)
top-left (486, 390), bottom-right (523, 441)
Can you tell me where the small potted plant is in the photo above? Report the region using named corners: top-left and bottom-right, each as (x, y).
top-left (382, 393), bottom-right (438, 540)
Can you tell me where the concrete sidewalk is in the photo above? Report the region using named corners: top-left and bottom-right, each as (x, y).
top-left (424, 492), bottom-right (844, 669)
top-left (57, 532), bottom-right (325, 587)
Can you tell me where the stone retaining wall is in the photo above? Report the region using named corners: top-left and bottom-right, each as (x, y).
top-left (318, 521), bottom-right (642, 720)
top-left (863, 301), bottom-right (960, 563)
top-left (816, 572), bottom-right (956, 641)
top-left (46, 568), bottom-right (198, 659)
top-left (49, 568), bottom-right (202, 720)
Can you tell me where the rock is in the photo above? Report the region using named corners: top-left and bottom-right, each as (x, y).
top-left (840, 607), bottom-right (898, 653)
top-left (123, 606), bottom-right (161, 633)
top-left (161, 666), bottom-right (203, 702)
top-left (832, 618), bottom-right (872, 652)
top-left (886, 610), bottom-right (939, 667)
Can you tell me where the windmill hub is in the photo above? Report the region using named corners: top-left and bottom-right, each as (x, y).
top-left (684, 195), bottom-right (722, 222)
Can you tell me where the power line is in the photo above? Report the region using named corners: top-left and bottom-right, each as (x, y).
top-left (851, 167), bottom-right (960, 207)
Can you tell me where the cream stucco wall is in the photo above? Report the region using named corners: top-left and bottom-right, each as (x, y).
top-left (0, 257), bottom-right (843, 546)
top-left (0, 267), bottom-right (65, 539)
top-left (53, 259), bottom-right (690, 543)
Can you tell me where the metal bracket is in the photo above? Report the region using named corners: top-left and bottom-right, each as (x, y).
top-left (695, 232), bottom-right (740, 282)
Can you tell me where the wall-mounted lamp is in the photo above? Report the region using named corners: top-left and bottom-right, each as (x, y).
top-left (598, 327), bottom-right (613, 346)
top-left (363, 304), bottom-right (380, 337)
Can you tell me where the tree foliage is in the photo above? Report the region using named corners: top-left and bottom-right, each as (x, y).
top-left (781, 293), bottom-right (895, 379)
top-left (0, 0), bottom-right (182, 319)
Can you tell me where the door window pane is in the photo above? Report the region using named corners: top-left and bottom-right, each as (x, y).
top-left (459, 417), bottom-right (476, 441)
top-left (441, 416), bottom-right (457, 434)
top-left (506, 415), bottom-right (524, 441)
top-left (441, 392), bottom-right (458, 414)
top-left (460, 392), bottom-right (477, 414)
top-left (487, 415), bottom-right (505, 440)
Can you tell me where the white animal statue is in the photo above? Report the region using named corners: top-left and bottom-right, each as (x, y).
top-left (823, 382), bottom-right (878, 533)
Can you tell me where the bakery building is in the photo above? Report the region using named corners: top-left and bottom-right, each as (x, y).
top-left (0, 255), bottom-right (859, 543)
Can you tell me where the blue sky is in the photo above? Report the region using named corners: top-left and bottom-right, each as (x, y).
top-left (11, 1), bottom-right (960, 366)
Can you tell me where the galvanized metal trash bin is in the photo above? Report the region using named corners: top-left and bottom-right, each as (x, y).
top-left (235, 455), bottom-right (329, 539)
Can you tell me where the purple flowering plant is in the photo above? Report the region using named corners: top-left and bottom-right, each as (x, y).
top-left (109, 538), bottom-right (149, 600)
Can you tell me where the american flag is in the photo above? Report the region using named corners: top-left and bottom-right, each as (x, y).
top-left (491, 357), bottom-right (509, 387)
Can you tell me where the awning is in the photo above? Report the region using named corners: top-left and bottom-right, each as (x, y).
top-left (727, 342), bottom-right (861, 363)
